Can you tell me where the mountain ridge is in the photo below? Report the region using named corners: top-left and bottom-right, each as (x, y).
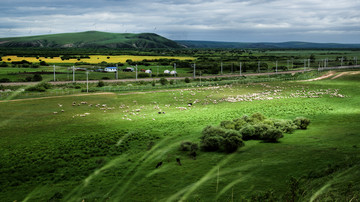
top-left (175, 40), bottom-right (360, 49)
top-left (0, 31), bottom-right (182, 49)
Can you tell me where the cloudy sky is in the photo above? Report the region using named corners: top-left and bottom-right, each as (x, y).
top-left (1, 0), bottom-right (360, 43)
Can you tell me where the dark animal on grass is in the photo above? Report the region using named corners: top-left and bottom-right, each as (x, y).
top-left (176, 158), bottom-right (182, 166)
top-left (155, 161), bottom-right (163, 168)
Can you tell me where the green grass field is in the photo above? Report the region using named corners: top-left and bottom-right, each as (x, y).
top-left (0, 70), bottom-right (359, 201)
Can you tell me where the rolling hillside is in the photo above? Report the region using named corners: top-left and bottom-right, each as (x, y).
top-left (176, 40), bottom-right (360, 49)
top-left (0, 31), bottom-right (183, 49)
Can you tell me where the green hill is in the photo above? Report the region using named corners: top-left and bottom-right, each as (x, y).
top-left (0, 31), bottom-right (183, 49)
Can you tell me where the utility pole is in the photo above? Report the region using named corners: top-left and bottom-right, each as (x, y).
top-left (341, 57), bottom-right (343, 66)
top-left (73, 66), bottom-right (75, 82)
top-left (304, 59), bottom-right (306, 72)
top-left (239, 62), bottom-right (242, 76)
top-left (193, 63), bottom-right (196, 78)
top-left (308, 59), bottom-right (310, 69)
top-left (86, 71), bottom-right (89, 93)
top-left (135, 64), bottom-right (138, 81)
top-left (53, 65), bottom-right (56, 81)
top-left (275, 61), bottom-right (278, 73)
top-left (116, 64), bottom-right (118, 80)
top-left (258, 61), bottom-right (260, 73)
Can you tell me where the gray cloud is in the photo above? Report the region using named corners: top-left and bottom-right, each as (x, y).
top-left (0, 0), bottom-right (359, 43)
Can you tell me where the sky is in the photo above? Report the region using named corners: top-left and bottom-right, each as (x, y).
top-left (1, 0), bottom-right (360, 43)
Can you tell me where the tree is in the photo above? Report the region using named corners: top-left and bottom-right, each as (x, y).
top-left (159, 78), bottom-right (168, 85)
top-left (33, 74), bottom-right (42, 81)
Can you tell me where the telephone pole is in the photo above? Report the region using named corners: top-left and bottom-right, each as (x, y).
top-left (275, 61), bottom-right (278, 73)
top-left (193, 63), bottom-right (196, 78)
top-left (73, 66), bottom-right (75, 82)
top-left (86, 71), bottom-right (89, 93)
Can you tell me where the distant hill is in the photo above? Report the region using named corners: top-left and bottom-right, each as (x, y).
top-left (0, 31), bottom-right (183, 49)
top-left (176, 40), bottom-right (360, 49)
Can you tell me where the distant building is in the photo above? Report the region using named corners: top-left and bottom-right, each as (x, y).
top-left (104, 67), bottom-right (117, 72)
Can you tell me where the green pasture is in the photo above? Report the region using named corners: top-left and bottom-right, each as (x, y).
top-left (0, 71), bottom-right (359, 201)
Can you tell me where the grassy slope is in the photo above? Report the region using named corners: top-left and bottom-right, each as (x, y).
top-left (0, 31), bottom-right (182, 48)
top-left (0, 72), bottom-right (359, 201)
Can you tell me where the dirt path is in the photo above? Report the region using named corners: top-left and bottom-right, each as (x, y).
top-left (331, 72), bottom-right (348, 79)
top-left (0, 92), bottom-right (115, 103)
top-left (301, 72), bottom-right (335, 81)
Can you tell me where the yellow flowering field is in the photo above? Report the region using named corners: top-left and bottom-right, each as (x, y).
top-left (2, 55), bottom-right (195, 64)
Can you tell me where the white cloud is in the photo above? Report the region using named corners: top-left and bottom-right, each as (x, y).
top-left (0, 0), bottom-right (359, 43)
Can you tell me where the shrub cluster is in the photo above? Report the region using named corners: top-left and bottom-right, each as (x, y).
top-left (200, 113), bottom-right (310, 153)
top-left (26, 82), bottom-right (52, 92)
top-left (200, 126), bottom-right (244, 153)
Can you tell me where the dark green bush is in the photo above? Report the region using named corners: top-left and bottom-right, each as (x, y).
top-left (138, 73), bottom-right (150, 78)
top-left (184, 77), bottom-right (190, 83)
top-left (223, 130), bottom-right (244, 153)
top-left (240, 124), bottom-right (256, 140)
top-left (200, 126), bottom-right (226, 151)
top-left (169, 80), bottom-right (174, 85)
top-left (97, 81), bottom-right (105, 87)
top-left (274, 120), bottom-right (297, 133)
top-left (262, 128), bottom-right (283, 143)
top-left (293, 117), bottom-right (310, 129)
top-left (159, 78), bottom-right (168, 85)
top-left (0, 78), bottom-right (10, 83)
top-left (233, 118), bottom-right (247, 130)
top-left (253, 123), bottom-right (271, 140)
top-left (33, 74), bottom-right (42, 81)
top-left (251, 112), bottom-right (266, 122)
top-left (220, 120), bottom-right (235, 130)
top-left (26, 82), bottom-right (52, 92)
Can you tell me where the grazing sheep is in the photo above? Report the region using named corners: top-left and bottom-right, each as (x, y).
top-left (58, 104), bottom-right (62, 107)
top-left (61, 110), bottom-right (64, 112)
top-left (155, 161), bottom-right (163, 168)
top-left (53, 112), bottom-right (58, 114)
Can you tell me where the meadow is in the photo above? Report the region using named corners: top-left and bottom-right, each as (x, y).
top-left (0, 70), bottom-right (359, 201)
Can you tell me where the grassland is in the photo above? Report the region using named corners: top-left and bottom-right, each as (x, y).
top-left (0, 70), bottom-right (359, 201)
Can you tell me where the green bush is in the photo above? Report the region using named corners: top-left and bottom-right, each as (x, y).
top-left (274, 120), bottom-right (297, 134)
top-left (293, 117), bottom-right (310, 129)
top-left (180, 141), bottom-right (192, 151)
top-left (138, 73), bottom-right (150, 78)
top-left (184, 77), bottom-right (190, 83)
top-left (233, 118), bottom-right (247, 130)
top-left (0, 62), bottom-right (8, 67)
top-left (0, 78), bottom-right (10, 83)
top-left (250, 112), bottom-right (266, 122)
top-left (159, 78), bottom-right (168, 85)
top-left (253, 123), bottom-right (271, 140)
top-left (220, 120), bottom-right (235, 130)
top-left (97, 81), bottom-right (105, 87)
top-left (169, 80), bottom-right (174, 85)
top-left (33, 74), bottom-right (42, 81)
top-left (200, 126), bottom-right (226, 151)
top-left (223, 130), bottom-right (244, 153)
top-left (26, 82), bottom-right (52, 92)
top-left (262, 128), bottom-right (283, 143)
top-left (240, 124), bottom-right (256, 140)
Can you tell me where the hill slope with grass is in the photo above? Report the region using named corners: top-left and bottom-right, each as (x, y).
top-left (0, 31), bottom-right (183, 49)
